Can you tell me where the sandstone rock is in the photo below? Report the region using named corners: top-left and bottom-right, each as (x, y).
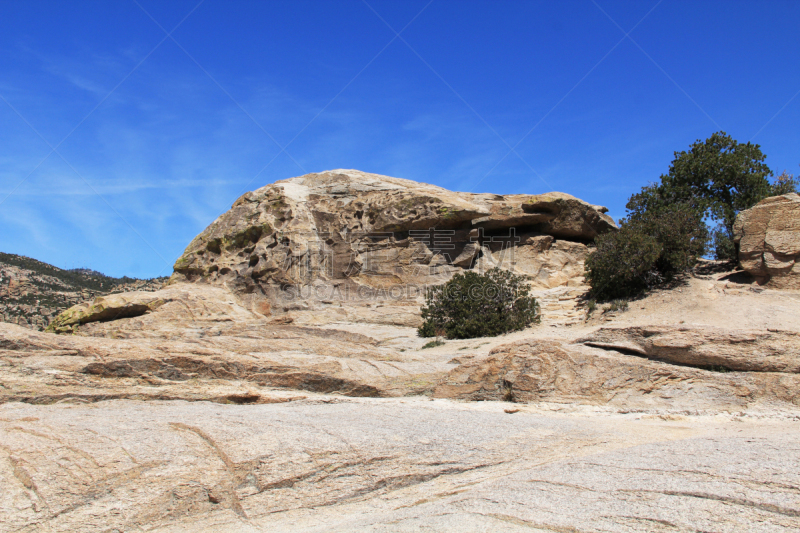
top-left (0, 285), bottom-right (454, 403)
top-left (578, 325), bottom-right (800, 373)
top-left (45, 291), bottom-right (173, 333)
top-left (169, 170), bottom-right (615, 310)
top-left (734, 193), bottom-right (800, 288)
top-left (9, 172), bottom-right (800, 532)
top-left (2, 399), bottom-right (800, 532)
top-left (433, 339), bottom-right (800, 410)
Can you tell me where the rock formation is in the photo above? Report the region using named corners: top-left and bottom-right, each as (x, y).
top-left (3, 172), bottom-right (800, 532)
top-left (578, 325), bottom-right (800, 373)
top-left (170, 170), bottom-right (616, 314)
top-left (734, 193), bottom-right (800, 288)
top-left (433, 338), bottom-right (800, 410)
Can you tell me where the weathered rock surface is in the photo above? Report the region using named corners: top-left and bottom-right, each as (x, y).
top-left (170, 170), bottom-right (615, 311)
top-left (433, 339), bottom-right (800, 410)
top-left (734, 193), bottom-right (800, 288)
top-left (2, 399), bottom-right (800, 532)
top-left (0, 286), bottom-right (452, 403)
top-left (579, 325), bottom-right (800, 372)
top-left (44, 291), bottom-right (174, 333)
top-left (5, 175), bottom-right (800, 532)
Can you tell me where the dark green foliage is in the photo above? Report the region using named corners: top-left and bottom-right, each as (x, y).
top-left (585, 225), bottom-right (662, 301)
top-left (586, 132), bottom-right (773, 299)
top-left (421, 339), bottom-right (445, 349)
top-left (418, 268), bottom-right (540, 340)
top-left (664, 131), bottom-right (772, 230)
top-left (585, 203), bottom-right (708, 301)
top-left (628, 202), bottom-right (709, 275)
top-left (630, 132), bottom-right (773, 238)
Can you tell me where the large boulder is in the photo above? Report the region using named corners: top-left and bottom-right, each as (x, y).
top-left (170, 170), bottom-right (616, 309)
top-left (733, 193), bottom-right (800, 288)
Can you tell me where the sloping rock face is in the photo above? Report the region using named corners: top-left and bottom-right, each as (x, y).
top-left (4, 399), bottom-right (800, 533)
top-left (578, 325), bottom-right (800, 373)
top-left (0, 285), bottom-right (452, 403)
top-left (433, 339), bottom-right (800, 410)
top-left (5, 255), bottom-right (800, 530)
top-left (170, 170), bottom-right (616, 310)
top-left (734, 193), bottom-right (800, 288)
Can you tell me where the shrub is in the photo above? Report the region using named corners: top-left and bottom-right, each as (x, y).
top-left (771, 170), bottom-right (799, 196)
top-left (585, 203), bottom-right (708, 301)
top-left (418, 268), bottom-right (540, 339)
top-left (607, 299), bottom-right (629, 312)
top-left (421, 339), bottom-right (445, 349)
top-left (585, 226), bottom-right (662, 301)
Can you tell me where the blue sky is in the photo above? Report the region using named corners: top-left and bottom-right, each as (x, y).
top-left (1, 0), bottom-right (798, 278)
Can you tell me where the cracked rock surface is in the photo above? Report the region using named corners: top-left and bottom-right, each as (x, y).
top-left (2, 399), bottom-right (799, 532)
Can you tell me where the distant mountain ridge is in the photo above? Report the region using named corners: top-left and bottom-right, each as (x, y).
top-left (0, 252), bottom-right (167, 330)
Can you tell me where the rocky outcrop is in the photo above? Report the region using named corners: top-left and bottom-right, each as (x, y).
top-left (578, 325), bottom-right (800, 373)
top-left (433, 339), bottom-right (800, 410)
top-left (45, 291), bottom-right (173, 333)
top-left (170, 170), bottom-right (615, 310)
top-left (11, 175), bottom-right (800, 532)
top-left (0, 285), bottom-right (453, 403)
top-left (734, 193), bottom-right (800, 288)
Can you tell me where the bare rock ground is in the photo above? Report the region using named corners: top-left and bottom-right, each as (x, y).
top-left (2, 399), bottom-right (799, 532)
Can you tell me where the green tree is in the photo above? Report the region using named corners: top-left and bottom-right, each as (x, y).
top-left (418, 268), bottom-right (539, 339)
top-left (627, 132), bottom-right (773, 260)
top-left (584, 203), bottom-right (708, 301)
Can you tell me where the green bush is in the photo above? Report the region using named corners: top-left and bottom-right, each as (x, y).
top-left (421, 339), bottom-right (445, 349)
top-left (418, 268), bottom-right (540, 339)
top-left (585, 225), bottom-right (662, 301)
top-left (585, 203), bottom-right (708, 301)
